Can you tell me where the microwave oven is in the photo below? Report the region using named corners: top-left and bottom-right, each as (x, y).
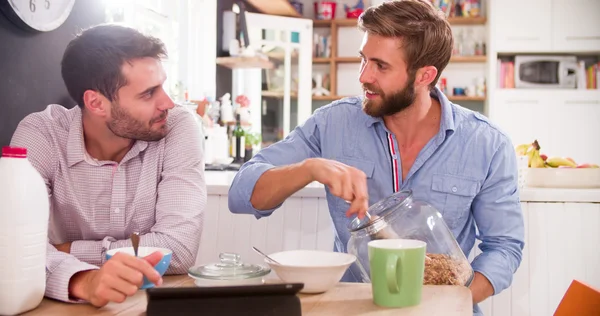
top-left (514, 55), bottom-right (578, 89)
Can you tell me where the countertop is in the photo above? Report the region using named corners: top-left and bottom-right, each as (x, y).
top-left (206, 171), bottom-right (600, 203)
top-left (23, 275), bottom-right (473, 316)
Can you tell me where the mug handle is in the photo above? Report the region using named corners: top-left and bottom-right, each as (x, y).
top-left (386, 254), bottom-right (401, 294)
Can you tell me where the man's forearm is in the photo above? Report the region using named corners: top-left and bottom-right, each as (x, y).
top-left (250, 159), bottom-right (314, 210)
top-left (469, 272), bottom-right (494, 304)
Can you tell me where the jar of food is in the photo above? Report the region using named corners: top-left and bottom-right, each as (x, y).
top-left (188, 252), bottom-right (271, 287)
top-left (347, 190), bottom-right (474, 286)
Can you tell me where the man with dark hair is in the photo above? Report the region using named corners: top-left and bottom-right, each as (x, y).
top-left (10, 24), bottom-right (206, 306)
top-left (228, 0), bottom-right (524, 314)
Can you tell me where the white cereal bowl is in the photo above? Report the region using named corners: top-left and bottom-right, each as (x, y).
top-left (266, 250), bottom-right (356, 294)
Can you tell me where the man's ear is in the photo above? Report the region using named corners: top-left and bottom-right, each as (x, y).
top-left (414, 66), bottom-right (439, 89)
top-left (82, 90), bottom-right (109, 117)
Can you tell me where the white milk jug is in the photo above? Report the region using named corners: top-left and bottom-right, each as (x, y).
top-left (0, 147), bottom-right (48, 315)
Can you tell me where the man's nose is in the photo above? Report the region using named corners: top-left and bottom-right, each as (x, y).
top-left (157, 89), bottom-right (175, 111)
top-left (359, 62), bottom-right (375, 85)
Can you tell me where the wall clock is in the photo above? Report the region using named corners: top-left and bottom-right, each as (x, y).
top-left (0, 0), bottom-right (76, 32)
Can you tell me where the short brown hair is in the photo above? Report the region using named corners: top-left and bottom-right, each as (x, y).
top-left (358, 0), bottom-right (453, 88)
top-left (61, 24), bottom-right (167, 108)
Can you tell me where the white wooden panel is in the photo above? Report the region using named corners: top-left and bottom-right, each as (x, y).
top-left (582, 202), bottom-right (600, 289)
top-left (195, 195), bottom-right (221, 264)
top-left (490, 0), bottom-right (552, 52)
top-left (552, 0), bottom-right (600, 52)
top-left (316, 198), bottom-right (335, 251)
top-left (248, 213), bottom-right (269, 264)
top-left (265, 200), bottom-right (286, 256)
top-left (511, 202), bottom-right (530, 316)
top-left (299, 198), bottom-right (320, 250)
top-left (215, 195), bottom-right (236, 259)
top-left (231, 213), bottom-right (255, 264)
top-left (282, 198), bottom-right (303, 251)
top-left (528, 203), bottom-right (550, 316)
top-left (490, 90), bottom-right (600, 164)
top-left (546, 203), bottom-right (569, 314)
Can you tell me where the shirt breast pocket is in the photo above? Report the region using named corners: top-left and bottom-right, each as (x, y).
top-left (431, 174), bottom-right (480, 229)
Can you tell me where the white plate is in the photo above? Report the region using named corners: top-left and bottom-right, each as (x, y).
top-left (525, 168), bottom-right (600, 189)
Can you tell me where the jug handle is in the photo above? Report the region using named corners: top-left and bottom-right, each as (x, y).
top-left (386, 255), bottom-right (401, 294)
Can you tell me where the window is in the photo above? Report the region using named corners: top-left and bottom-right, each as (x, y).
top-left (104, 0), bottom-right (216, 101)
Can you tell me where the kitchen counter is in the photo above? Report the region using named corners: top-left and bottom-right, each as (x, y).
top-left (205, 171), bottom-right (600, 202)
top-left (23, 275), bottom-right (473, 316)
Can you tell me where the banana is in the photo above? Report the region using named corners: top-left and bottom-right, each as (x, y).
top-left (515, 143), bottom-right (532, 156)
top-left (530, 150), bottom-right (546, 168)
top-left (526, 140), bottom-right (543, 168)
top-left (546, 157), bottom-right (577, 168)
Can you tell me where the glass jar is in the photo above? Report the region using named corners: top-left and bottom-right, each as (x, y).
top-left (188, 252), bottom-right (271, 287)
top-left (347, 190), bottom-right (474, 286)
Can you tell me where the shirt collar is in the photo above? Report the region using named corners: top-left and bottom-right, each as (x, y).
top-left (66, 107), bottom-right (149, 167)
top-left (363, 87), bottom-right (456, 135)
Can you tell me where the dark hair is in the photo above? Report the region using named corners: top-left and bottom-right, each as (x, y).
top-left (61, 24), bottom-right (167, 108)
top-left (358, 0), bottom-right (453, 88)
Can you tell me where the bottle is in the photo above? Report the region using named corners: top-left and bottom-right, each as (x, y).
top-left (232, 114), bottom-right (245, 164)
top-left (0, 147), bottom-right (49, 315)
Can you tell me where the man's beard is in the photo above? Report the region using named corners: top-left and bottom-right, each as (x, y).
top-left (362, 77), bottom-right (416, 118)
top-left (106, 102), bottom-right (168, 142)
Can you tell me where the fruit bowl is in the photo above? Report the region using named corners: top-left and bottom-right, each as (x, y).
top-left (525, 168), bottom-right (600, 189)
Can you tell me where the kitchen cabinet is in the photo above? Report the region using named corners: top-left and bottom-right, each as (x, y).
top-left (552, 0), bottom-right (600, 52)
top-left (490, 90), bottom-right (600, 164)
top-left (491, 0), bottom-right (552, 52)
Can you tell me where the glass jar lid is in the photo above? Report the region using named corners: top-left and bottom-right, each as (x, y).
top-left (188, 252), bottom-right (271, 280)
top-left (348, 190), bottom-right (413, 232)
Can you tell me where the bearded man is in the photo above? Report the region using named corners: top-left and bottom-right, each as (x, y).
top-left (10, 24), bottom-right (206, 307)
top-left (228, 1), bottom-right (524, 315)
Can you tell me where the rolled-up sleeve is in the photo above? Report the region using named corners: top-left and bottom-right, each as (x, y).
top-left (228, 110), bottom-right (323, 218)
top-left (470, 141), bottom-right (525, 294)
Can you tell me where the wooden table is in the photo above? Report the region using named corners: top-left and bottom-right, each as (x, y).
top-left (23, 276), bottom-right (473, 315)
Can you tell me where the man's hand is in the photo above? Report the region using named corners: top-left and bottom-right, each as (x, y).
top-left (305, 158), bottom-right (369, 219)
top-left (68, 251), bottom-right (164, 307)
top-left (469, 272), bottom-right (494, 304)
top-left (54, 242), bottom-right (72, 254)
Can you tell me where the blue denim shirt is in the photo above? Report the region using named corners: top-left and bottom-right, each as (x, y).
top-left (228, 88), bottom-right (524, 315)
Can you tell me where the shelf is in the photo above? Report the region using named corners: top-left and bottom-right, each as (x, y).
top-left (312, 17), bottom-right (486, 28)
top-left (262, 91), bottom-right (297, 98)
top-left (312, 95), bottom-right (340, 101)
top-left (446, 16), bottom-right (487, 25)
top-left (447, 96), bottom-right (486, 101)
top-left (246, 0), bottom-right (301, 17)
top-left (262, 91), bottom-right (340, 101)
top-left (266, 50), bottom-right (299, 62)
top-left (313, 57), bottom-right (332, 63)
top-left (313, 19), bottom-right (333, 27)
top-left (335, 57), bottom-right (361, 63)
top-left (450, 55), bottom-right (487, 63)
top-left (216, 56), bottom-right (274, 69)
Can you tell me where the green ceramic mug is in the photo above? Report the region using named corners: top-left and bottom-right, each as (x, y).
top-left (368, 239), bottom-right (426, 308)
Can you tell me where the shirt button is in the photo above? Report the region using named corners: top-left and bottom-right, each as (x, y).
top-left (451, 186), bottom-right (458, 193)
top-left (114, 208), bottom-right (121, 214)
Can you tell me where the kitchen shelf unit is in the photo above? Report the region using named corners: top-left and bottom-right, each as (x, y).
top-left (311, 17), bottom-right (488, 102)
